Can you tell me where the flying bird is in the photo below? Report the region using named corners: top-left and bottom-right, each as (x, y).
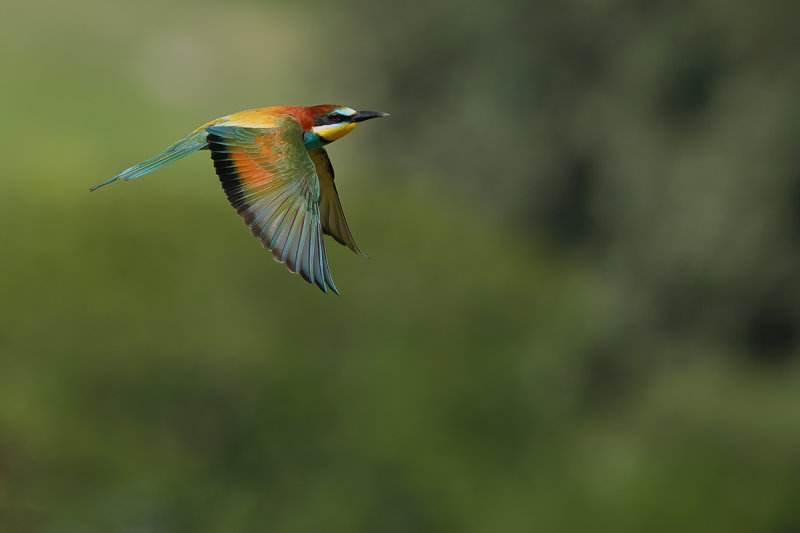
top-left (91, 105), bottom-right (389, 294)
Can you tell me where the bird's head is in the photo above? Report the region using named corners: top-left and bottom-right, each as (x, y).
top-left (302, 105), bottom-right (389, 150)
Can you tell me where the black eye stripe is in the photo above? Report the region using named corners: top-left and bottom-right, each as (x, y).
top-left (313, 113), bottom-right (350, 127)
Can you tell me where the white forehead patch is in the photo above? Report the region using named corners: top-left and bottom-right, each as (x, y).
top-left (338, 107), bottom-right (357, 117)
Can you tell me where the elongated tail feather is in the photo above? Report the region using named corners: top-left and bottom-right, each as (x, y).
top-left (90, 129), bottom-right (208, 191)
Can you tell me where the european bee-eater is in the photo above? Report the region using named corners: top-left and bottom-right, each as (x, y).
top-left (91, 105), bottom-right (389, 294)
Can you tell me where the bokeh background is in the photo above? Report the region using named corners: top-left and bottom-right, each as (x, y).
top-left (2, 0), bottom-right (800, 531)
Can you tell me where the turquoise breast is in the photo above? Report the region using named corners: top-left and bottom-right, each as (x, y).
top-left (303, 131), bottom-right (328, 151)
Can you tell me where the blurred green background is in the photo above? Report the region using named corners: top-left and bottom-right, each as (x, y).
top-left (2, 0), bottom-right (800, 531)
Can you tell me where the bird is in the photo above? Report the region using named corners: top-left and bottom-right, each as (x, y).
top-left (91, 105), bottom-right (389, 294)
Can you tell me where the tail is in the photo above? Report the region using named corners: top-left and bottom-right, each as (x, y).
top-left (90, 129), bottom-right (208, 191)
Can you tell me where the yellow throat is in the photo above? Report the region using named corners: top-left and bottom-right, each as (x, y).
top-left (311, 122), bottom-right (359, 142)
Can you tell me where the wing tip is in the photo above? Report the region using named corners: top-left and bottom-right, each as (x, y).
top-left (263, 237), bottom-right (340, 295)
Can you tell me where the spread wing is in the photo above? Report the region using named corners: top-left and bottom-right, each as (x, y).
top-left (206, 119), bottom-right (338, 294)
top-left (309, 148), bottom-right (366, 257)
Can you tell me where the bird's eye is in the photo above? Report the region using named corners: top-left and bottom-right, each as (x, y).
top-left (314, 112), bottom-right (347, 127)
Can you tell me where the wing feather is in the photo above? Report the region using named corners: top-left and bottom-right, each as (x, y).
top-left (206, 120), bottom-right (338, 293)
top-left (308, 148), bottom-right (366, 257)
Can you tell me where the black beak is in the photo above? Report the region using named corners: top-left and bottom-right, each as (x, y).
top-left (352, 110), bottom-right (390, 123)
